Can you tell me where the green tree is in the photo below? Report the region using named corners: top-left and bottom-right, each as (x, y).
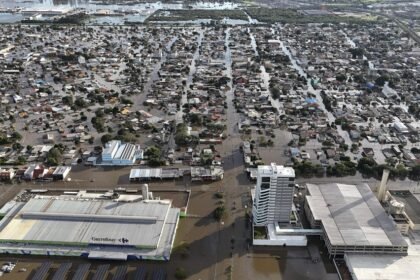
top-left (101, 134), bottom-right (113, 145)
top-left (17, 155), bottom-right (26, 165)
top-left (349, 48), bottom-right (364, 58)
top-left (189, 114), bottom-right (202, 126)
top-left (62, 95), bottom-right (73, 106)
top-left (46, 148), bottom-right (62, 166)
top-left (336, 74), bottom-right (346, 82)
top-left (120, 97), bottom-right (133, 105)
top-left (270, 86), bottom-right (281, 99)
top-left (91, 117), bottom-right (105, 133)
top-left (214, 205), bottom-right (225, 221)
top-left (175, 123), bottom-right (198, 146)
top-left (145, 146), bottom-right (163, 167)
top-left (394, 164), bottom-right (408, 179)
top-left (11, 132), bottom-right (22, 141)
top-left (357, 157), bottom-right (377, 176)
top-left (95, 109), bottom-right (105, 118)
top-left (375, 75), bottom-right (388, 87)
top-left (174, 267), bottom-right (188, 280)
top-left (409, 165), bottom-right (420, 180)
top-left (74, 97), bottom-right (87, 108)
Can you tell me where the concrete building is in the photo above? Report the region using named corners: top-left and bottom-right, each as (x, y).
top-left (252, 163), bottom-right (295, 226)
top-left (0, 168), bottom-right (15, 181)
top-left (305, 183), bottom-right (408, 257)
top-left (52, 166), bottom-right (71, 181)
top-left (394, 122), bottom-right (409, 134)
top-left (0, 191), bottom-right (180, 261)
top-left (23, 164), bottom-right (47, 180)
top-left (345, 245), bottom-right (420, 280)
top-left (43, 133), bottom-right (54, 144)
top-left (190, 166), bottom-right (224, 181)
top-left (388, 190), bottom-right (420, 241)
top-left (129, 168), bottom-right (182, 181)
top-left (100, 140), bottom-right (143, 166)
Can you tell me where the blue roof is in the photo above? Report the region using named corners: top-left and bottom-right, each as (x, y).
top-left (305, 98), bottom-right (317, 104)
top-left (290, 147), bottom-right (300, 156)
top-left (366, 82), bottom-right (375, 89)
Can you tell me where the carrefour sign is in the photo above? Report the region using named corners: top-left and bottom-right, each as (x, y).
top-left (91, 237), bottom-right (129, 244)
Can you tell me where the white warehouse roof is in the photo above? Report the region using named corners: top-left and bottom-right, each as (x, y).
top-left (0, 195), bottom-right (180, 260)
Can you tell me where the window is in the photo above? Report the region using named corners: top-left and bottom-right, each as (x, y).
top-left (288, 177), bottom-right (294, 181)
top-left (262, 177), bottom-right (270, 183)
top-left (261, 183), bottom-right (270, 190)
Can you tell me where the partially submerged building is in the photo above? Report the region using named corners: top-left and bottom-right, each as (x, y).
top-left (52, 166), bottom-right (71, 181)
top-left (305, 183), bottom-right (408, 257)
top-left (23, 164), bottom-right (47, 180)
top-left (0, 168), bottom-right (15, 181)
top-left (252, 163), bottom-right (295, 226)
top-left (0, 190), bottom-right (180, 261)
top-left (344, 251), bottom-right (420, 280)
top-left (252, 164), bottom-right (307, 246)
top-left (129, 168), bottom-right (183, 181)
top-left (190, 166), bottom-right (224, 181)
top-left (99, 140), bottom-right (143, 166)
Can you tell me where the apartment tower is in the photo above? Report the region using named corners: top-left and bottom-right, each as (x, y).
top-left (253, 163), bottom-right (295, 226)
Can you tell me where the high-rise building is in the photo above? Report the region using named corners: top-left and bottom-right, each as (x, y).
top-left (252, 163), bottom-right (295, 226)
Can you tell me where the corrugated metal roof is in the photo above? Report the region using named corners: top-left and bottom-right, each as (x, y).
top-left (0, 197), bottom-right (178, 249)
top-left (306, 183), bottom-right (407, 248)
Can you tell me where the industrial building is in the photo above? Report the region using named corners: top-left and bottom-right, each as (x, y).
top-left (343, 186), bottom-right (420, 280)
top-left (372, 169), bottom-right (419, 239)
top-left (0, 168), bottom-right (15, 181)
top-left (129, 168), bottom-right (183, 181)
top-left (305, 183), bottom-right (408, 257)
top-left (387, 190), bottom-right (420, 240)
top-left (99, 140), bottom-right (143, 166)
top-left (344, 250), bottom-right (420, 280)
top-left (190, 166), bottom-right (224, 181)
top-left (0, 189), bottom-right (180, 261)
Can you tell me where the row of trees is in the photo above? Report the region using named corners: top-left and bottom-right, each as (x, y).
top-left (293, 161), bottom-right (324, 177)
top-left (327, 160), bottom-right (357, 177)
top-left (294, 157), bottom-right (420, 180)
top-left (357, 157), bottom-right (420, 180)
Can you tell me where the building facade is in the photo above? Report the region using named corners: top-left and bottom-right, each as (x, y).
top-left (100, 140), bottom-right (143, 166)
top-left (305, 183), bottom-right (408, 257)
top-left (252, 163), bottom-right (295, 226)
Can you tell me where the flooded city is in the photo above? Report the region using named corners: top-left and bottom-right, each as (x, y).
top-left (0, 0), bottom-right (420, 279)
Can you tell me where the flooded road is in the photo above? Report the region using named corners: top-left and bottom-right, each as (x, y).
top-left (176, 29), bottom-right (204, 124)
top-left (131, 35), bottom-right (178, 110)
top-left (271, 27), bottom-right (354, 149)
top-left (248, 28), bottom-right (283, 115)
top-left (217, 27), bottom-right (339, 280)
